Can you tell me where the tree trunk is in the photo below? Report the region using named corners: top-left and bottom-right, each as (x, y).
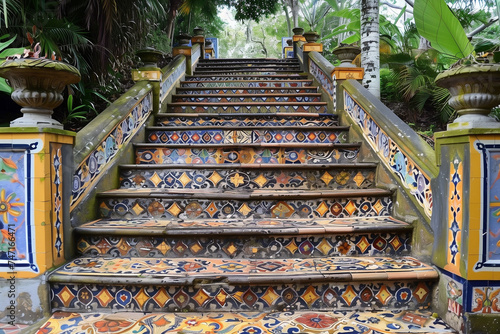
top-left (288, 0), bottom-right (299, 27)
top-left (166, 0), bottom-right (182, 49)
top-left (282, 0), bottom-right (292, 36)
top-left (360, 0), bottom-right (380, 99)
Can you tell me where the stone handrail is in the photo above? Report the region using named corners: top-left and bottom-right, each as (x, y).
top-left (342, 79), bottom-right (438, 221)
top-left (71, 81), bottom-right (153, 218)
top-left (160, 55), bottom-right (187, 109)
top-left (308, 51), bottom-right (336, 109)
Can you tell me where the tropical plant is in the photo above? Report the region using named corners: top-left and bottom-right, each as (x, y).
top-left (299, 0), bottom-right (331, 31)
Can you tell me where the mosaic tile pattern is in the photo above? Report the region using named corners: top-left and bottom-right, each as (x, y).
top-left (147, 128), bottom-right (348, 144)
top-left (37, 310), bottom-right (457, 334)
top-left (50, 277), bottom-right (434, 312)
top-left (135, 146), bottom-right (360, 165)
top-left (309, 57), bottom-right (335, 101)
top-left (194, 69), bottom-right (302, 75)
top-left (344, 91), bottom-right (433, 218)
top-left (98, 192), bottom-right (392, 219)
top-left (173, 94), bottom-right (322, 102)
top-left (71, 92), bottom-right (153, 211)
top-left (447, 156), bottom-right (463, 275)
top-left (0, 323), bottom-right (29, 334)
top-left (120, 166), bottom-right (374, 190)
top-left (185, 74), bottom-right (307, 81)
top-left (51, 143), bottom-right (63, 261)
top-left (157, 114), bottom-right (337, 127)
top-left (180, 80), bottom-right (312, 88)
top-left (77, 231), bottom-right (411, 258)
top-left (176, 87), bottom-right (319, 94)
top-left (168, 103), bottom-right (327, 113)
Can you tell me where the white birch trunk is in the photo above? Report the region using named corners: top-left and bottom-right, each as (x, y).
top-left (360, 0), bottom-right (380, 99)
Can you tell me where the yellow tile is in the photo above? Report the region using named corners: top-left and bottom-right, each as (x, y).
top-left (34, 224), bottom-right (52, 248)
top-left (32, 177), bottom-right (53, 202)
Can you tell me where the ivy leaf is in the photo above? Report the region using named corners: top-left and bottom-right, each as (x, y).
top-left (414, 0), bottom-right (473, 59)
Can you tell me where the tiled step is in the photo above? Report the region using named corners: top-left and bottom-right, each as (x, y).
top-left (97, 188), bottom-right (393, 219)
top-left (167, 102), bottom-right (328, 113)
top-left (48, 256), bottom-right (437, 312)
top-left (37, 310), bottom-right (457, 333)
top-left (146, 126), bottom-right (348, 144)
top-left (194, 67), bottom-right (302, 73)
top-left (175, 87), bottom-right (319, 94)
top-left (134, 143), bottom-right (361, 164)
top-left (172, 93), bottom-right (322, 103)
top-left (155, 113), bottom-right (337, 127)
top-left (180, 80), bottom-right (312, 88)
top-left (195, 63), bottom-right (300, 68)
top-left (198, 58), bottom-right (300, 63)
top-left (119, 162), bottom-right (375, 190)
top-left (76, 217), bottom-right (412, 258)
top-left (184, 74), bottom-right (308, 81)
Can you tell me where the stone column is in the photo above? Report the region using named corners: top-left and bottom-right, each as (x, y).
top-left (132, 48), bottom-right (163, 114)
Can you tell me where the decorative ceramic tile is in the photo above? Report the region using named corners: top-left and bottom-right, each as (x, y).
top-left (120, 166), bottom-right (374, 190)
top-left (185, 75), bottom-right (307, 81)
top-left (97, 194), bottom-right (392, 219)
top-left (135, 146), bottom-right (359, 165)
top-left (70, 93), bottom-right (152, 211)
top-left (160, 60), bottom-right (186, 104)
top-left (309, 57), bottom-right (336, 107)
top-left (446, 156), bottom-right (463, 275)
top-left (147, 129), bottom-right (347, 144)
top-left (37, 310), bottom-right (456, 334)
top-left (51, 143), bottom-right (64, 263)
top-left (169, 103), bottom-right (327, 113)
top-left (344, 91), bottom-right (433, 218)
top-left (157, 115), bottom-right (337, 127)
top-left (0, 322), bottom-right (29, 334)
top-left (181, 80), bottom-right (312, 88)
top-left (77, 230), bottom-right (410, 258)
top-left (0, 140), bottom-right (42, 273)
top-left (173, 95), bottom-right (322, 103)
top-left (50, 275), bottom-right (434, 312)
top-left (176, 87), bottom-right (319, 94)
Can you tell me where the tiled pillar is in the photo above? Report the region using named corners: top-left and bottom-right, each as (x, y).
top-left (132, 48), bottom-right (162, 114)
top-left (0, 128), bottom-right (74, 324)
top-left (302, 42), bottom-right (323, 73)
top-left (333, 67), bottom-right (364, 112)
top-left (433, 129), bottom-right (500, 333)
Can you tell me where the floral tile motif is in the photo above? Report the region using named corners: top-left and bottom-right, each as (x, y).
top-left (174, 95), bottom-right (321, 103)
top-left (97, 194), bottom-right (392, 219)
top-left (176, 87), bottom-right (319, 94)
top-left (135, 146), bottom-right (359, 165)
top-left (120, 167), bottom-right (373, 190)
top-left (77, 231), bottom-right (411, 258)
top-left (344, 91), bottom-right (433, 218)
top-left (36, 310), bottom-right (456, 334)
top-left (169, 104), bottom-right (327, 113)
top-left (50, 277), bottom-right (434, 312)
top-left (157, 114), bottom-right (337, 127)
top-left (184, 74), bottom-right (307, 81)
top-left (309, 57), bottom-right (336, 109)
top-left (160, 59), bottom-right (186, 104)
top-left (147, 129), bottom-right (346, 144)
top-left (71, 92), bottom-right (153, 211)
top-left (181, 80), bottom-right (312, 88)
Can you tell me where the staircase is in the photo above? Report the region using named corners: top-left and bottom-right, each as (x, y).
top-left (38, 58), bottom-right (456, 333)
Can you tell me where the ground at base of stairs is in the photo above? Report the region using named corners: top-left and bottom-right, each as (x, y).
top-left (36, 310), bottom-right (456, 333)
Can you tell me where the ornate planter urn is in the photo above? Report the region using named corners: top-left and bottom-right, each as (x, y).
top-left (292, 27), bottom-right (304, 36)
top-left (177, 32), bottom-right (192, 46)
top-left (332, 45), bottom-right (361, 67)
top-left (193, 26), bottom-right (205, 36)
top-left (435, 63), bottom-right (500, 129)
top-left (303, 31), bottom-right (320, 43)
top-left (0, 58), bottom-right (80, 129)
top-left (136, 48), bottom-right (163, 68)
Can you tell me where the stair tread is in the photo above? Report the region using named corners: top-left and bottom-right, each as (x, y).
top-left (168, 102), bottom-right (327, 106)
top-left (77, 216), bottom-right (410, 235)
top-left (38, 310), bottom-right (456, 333)
top-left (135, 142), bottom-right (359, 148)
top-left (147, 125), bottom-right (347, 130)
top-left (172, 93), bottom-right (321, 97)
top-left (120, 162), bottom-right (376, 169)
top-left (99, 187), bottom-right (392, 198)
top-left (50, 255), bottom-right (437, 283)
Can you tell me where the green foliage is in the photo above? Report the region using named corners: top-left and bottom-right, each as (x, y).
top-left (299, 0), bottom-right (331, 31)
top-left (414, 0), bottom-right (474, 58)
top-left (222, 0), bottom-right (279, 22)
top-left (0, 34), bottom-right (24, 94)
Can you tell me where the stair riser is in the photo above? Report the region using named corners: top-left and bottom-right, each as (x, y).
top-left (175, 88), bottom-right (318, 94)
top-left (147, 129), bottom-right (347, 145)
top-left (194, 69), bottom-right (302, 73)
top-left (50, 279), bottom-right (433, 313)
top-left (172, 96), bottom-right (322, 103)
top-left (77, 231), bottom-right (411, 258)
top-left (156, 115), bottom-right (337, 127)
top-left (98, 196), bottom-right (392, 219)
top-left (120, 167), bottom-right (375, 190)
top-left (135, 147), bottom-right (359, 165)
top-left (168, 105), bottom-right (327, 113)
top-left (185, 76), bottom-right (307, 81)
top-left (180, 81), bottom-right (312, 88)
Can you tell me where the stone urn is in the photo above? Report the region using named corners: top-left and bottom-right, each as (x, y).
top-left (136, 48), bottom-right (163, 68)
top-left (0, 58), bottom-right (80, 129)
top-left (303, 31), bottom-right (320, 43)
top-left (332, 45), bottom-right (361, 67)
top-left (435, 63), bottom-right (500, 130)
top-left (193, 26), bottom-right (205, 36)
top-left (177, 32), bottom-right (192, 46)
top-left (292, 27), bottom-right (304, 36)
